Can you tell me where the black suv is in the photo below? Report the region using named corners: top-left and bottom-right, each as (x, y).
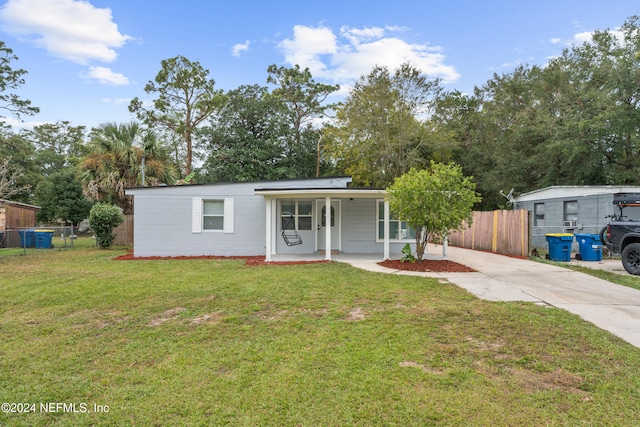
top-left (604, 193), bottom-right (640, 275)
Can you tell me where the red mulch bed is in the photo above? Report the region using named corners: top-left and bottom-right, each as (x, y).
top-left (114, 250), bottom-right (473, 271)
top-left (378, 259), bottom-right (476, 272)
top-left (113, 251), bottom-right (329, 266)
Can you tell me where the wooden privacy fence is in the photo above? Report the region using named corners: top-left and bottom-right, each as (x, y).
top-left (447, 209), bottom-right (530, 257)
top-left (113, 214), bottom-right (133, 246)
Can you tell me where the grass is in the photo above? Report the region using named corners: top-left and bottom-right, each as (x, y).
top-left (1, 245), bottom-right (640, 425)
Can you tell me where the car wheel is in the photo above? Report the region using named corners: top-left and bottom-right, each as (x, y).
top-left (599, 226), bottom-right (609, 245)
top-left (621, 243), bottom-right (640, 275)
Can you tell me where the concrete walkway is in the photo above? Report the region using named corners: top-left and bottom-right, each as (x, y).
top-left (341, 246), bottom-right (640, 349)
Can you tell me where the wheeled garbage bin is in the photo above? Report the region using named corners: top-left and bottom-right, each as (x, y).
top-left (574, 233), bottom-right (603, 261)
top-left (18, 229), bottom-right (35, 248)
top-left (34, 229), bottom-right (54, 249)
top-left (545, 233), bottom-right (574, 262)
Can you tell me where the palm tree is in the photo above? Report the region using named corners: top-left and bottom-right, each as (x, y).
top-left (80, 122), bottom-right (177, 214)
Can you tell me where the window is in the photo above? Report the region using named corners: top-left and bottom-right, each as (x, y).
top-left (377, 200), bottom-right (415, 241)
top-left (203, 200), bottom-right (224, 230)
top-left (534, 203), bottom-right (545, 226)
top-left (321, 205), bottom-right (335, 227)
top-left (192, 198), bottom-right (234, 234)
top-left (281, 201), bottom-right (312, 231)
top-left (564, 200), bottom-right (578, 222)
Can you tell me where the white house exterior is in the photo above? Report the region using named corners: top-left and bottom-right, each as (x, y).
top-left (125, 177), bottom-right (415, 261)
top-left (514, 185), bottom-right (640, 249)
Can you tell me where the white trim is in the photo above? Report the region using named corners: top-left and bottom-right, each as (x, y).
top-left (192, 197), bottom-right (202, 233)
top-left (265, 198), bottom-right (272, 262)
top-left (316, 199), bottom-right (342, 256)
top-left (224, 198), bottom-right (234, 233)
top-left (384, 200), bottom-right (390, 260)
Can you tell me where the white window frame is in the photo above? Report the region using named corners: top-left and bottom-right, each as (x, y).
top-left (192, 198), bottom-right (234, 234)
top-left (281, 200), bottom-right (312, 231)
top-left (375, 199), bottom-right (415, 242)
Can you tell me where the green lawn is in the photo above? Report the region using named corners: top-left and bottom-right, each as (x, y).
top-left (1, 245), bottom-right (640, 426)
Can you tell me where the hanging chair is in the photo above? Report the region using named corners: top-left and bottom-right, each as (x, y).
top-left (281, 214), bottom-right (302, 246)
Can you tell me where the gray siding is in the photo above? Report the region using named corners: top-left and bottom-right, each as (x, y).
top-left (127, 178), bottom-right (354, 257)
top-left (130, 183), bottom-right (267, 257)
top-left (342, 198), bottom-right (412, 256)
top-left (516, 193), bottom-right (640, 249)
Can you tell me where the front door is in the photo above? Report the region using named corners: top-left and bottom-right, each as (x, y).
top-left (317, 200), bottom-right (341, 251)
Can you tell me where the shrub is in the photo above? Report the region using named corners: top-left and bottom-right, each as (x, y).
top-left (89, 203), bottom-right (124, 249)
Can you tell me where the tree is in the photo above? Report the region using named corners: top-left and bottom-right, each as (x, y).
top-left (267, 64), bottom-right (339, 177)
top-left (129, 56), bottom-right (226, 177)
top-left (0, 124), bottom-right (36, 202)
top-left (0, 41), bottom-right (39, 119)
top-left (200, 84), bottom-right (289, 182)
top-left (387, 163), bottom-right (481, 261)
top-left (80, 122), bottom-right (176, 214)
top-left (89, 202), bottom-right (124, 249)
top-left (23, 121), bottom-right (87, 176)
top-left (325, 63), bottom-right (444, 187)
top-left (0, 156), bottom-right (30, 200)
top-left (34, 169), bottom-right (92, 226)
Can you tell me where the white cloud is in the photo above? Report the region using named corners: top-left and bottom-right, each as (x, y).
top-left (278, 24), bottom-right (460, 85)
top-left (0, 116), bottom-right (48, 129)
top-left (101, 97), bottom-right (131, 106)
top-left (0, 0), bottom-right (131, 64)
top-left (232, 40), bottom-right (250, 57)
top-left (83, 66), bottom-right (129, 85)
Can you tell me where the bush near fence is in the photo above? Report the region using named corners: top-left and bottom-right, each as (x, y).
top-left (447, 210), bottom-right (530, 257)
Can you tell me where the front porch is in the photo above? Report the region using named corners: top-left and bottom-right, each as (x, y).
top-left (256, 188), bottom-right (399, 262)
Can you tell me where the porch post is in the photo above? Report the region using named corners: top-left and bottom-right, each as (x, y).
top-left (325, 196), bottom-right (332, 261)
top-left (383, 199), bottom-right (390, 260)
top-left (265, 197), bottom-right (272, 262)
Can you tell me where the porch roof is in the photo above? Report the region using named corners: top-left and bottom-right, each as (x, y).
top-left (254, 187), bottom-right (386, 198)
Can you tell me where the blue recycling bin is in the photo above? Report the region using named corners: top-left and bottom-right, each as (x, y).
top-left (545, 233), bottom-right (574, 262)
top-left (574, 233), bottom-right (602, 261)
top-left (34, 229), bottom-right (54, 249)
top-left (18, 229), bottom-right (35, 248)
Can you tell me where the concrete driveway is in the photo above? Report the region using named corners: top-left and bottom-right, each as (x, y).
top-left (344, 246), bottom-right (640, 349)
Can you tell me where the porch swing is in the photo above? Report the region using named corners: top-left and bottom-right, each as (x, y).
top-left (281, 211), bottom-right (303, 246)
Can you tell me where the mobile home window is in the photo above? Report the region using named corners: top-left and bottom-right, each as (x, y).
top-left (564, 201), bottom-right (578, 222)
top-left (534, 203), bottom-right (545, 226)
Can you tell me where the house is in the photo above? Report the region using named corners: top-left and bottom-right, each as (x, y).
top-left (125, 177), bottom-right (415, 261)
top-left (0, 199), bottom-right (41, 248)
top-left (513, 186), bottom-right (640, 249)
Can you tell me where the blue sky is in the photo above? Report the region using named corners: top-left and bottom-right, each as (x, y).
top-left (0, 0), bottom-right (638, 130)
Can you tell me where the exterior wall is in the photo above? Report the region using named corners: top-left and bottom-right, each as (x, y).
top-left (0, 203), bottom-right (38, 229)
top-left (131, 184), bottom-right (265, 257)
top-left (127, 178), bottom-right (352, 257)
top-left (342, 198), bottom-right (408, 255)
top-left (516, 193), bottom-right (616, 249)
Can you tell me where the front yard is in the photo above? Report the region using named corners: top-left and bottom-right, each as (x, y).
top-left (1, 245), bottom-right (639, 426)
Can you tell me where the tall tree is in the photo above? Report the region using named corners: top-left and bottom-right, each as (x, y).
top-left (325, 63), bottom-right (444, 187)
top-left (0, 156), bottom-right (30, 200)
top-left (80, 122), bottom-right (176, 214)
top-left (0, 123), bottom-right (36, 202)
top-left (0, 41), bottom-right (39, 119)
top-left (267, 64), bottom-right (339, 177)
top-left (200, 84), bottom-right (289, 182)
top-left (23, 121), bottom-right (87, 175)
top-left (129, 56), bottom-right (226, 177)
